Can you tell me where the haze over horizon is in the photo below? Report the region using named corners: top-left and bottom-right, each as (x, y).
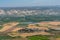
top-left (0, 0), bottom-right (60, 7)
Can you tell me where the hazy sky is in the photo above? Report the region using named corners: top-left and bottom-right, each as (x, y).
top-left (0, 0), bottom-right (60, 7)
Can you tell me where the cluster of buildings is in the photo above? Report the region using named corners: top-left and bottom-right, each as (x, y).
top-left (0, 9), bottom-right (60, 17)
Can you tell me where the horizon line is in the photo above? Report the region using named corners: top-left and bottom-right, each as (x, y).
top-left (0, 5), bottom-right (59, 8)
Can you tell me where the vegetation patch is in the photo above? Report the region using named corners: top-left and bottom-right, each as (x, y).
top-left (27, 35), bottom-right (49, 40)
top-left (0, 35), bottom-right (21, 40)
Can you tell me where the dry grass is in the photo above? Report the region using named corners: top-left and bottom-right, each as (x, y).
top-left (0, 22), bottom-right (19, 32)
top-left (56, 38), bottom-right (60, 40)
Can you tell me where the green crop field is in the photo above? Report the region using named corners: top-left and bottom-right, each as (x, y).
top-left (0, 35), bottom-right (50, 40)
top-left (27, 35), bottom-right (49, 40)
top-left (0, 35), bottom-right (21, 40)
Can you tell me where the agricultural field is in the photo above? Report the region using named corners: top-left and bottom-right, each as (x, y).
top-left (27, 35), bottom-right (49, 40)
top-left (0, 35), bottom-right (21, 40)
top-left (0, 35), bottom-right (50, 40)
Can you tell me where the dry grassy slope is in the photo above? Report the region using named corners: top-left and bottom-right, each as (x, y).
top-left (56, 38), bottom-right (60, 40)
top-left (0, 22), bottom-right (19, 32)
top-left (8, 21), bottom-right (60, 37)
top-left (0, 21), bottom-right (60, 37)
